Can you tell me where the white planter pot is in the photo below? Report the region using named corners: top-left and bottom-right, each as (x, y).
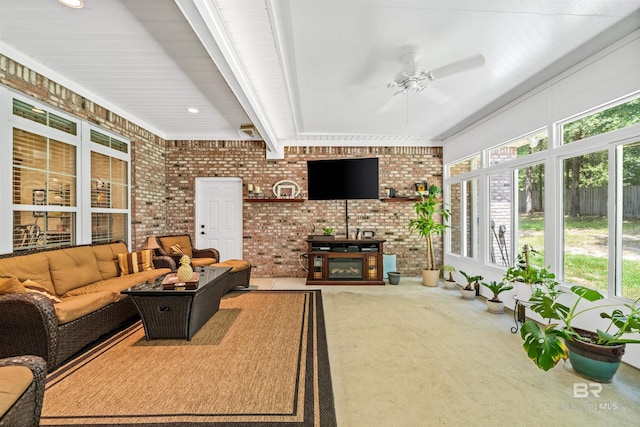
top-left (460, 288), bottom-right (475, 300)
top-left (515, 281), bottom-right (533, 301)
top-left (486, 300), bottom-right (505, 314)
top-left (444, 280), bottom-right (457, 290)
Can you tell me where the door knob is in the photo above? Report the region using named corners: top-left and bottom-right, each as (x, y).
top-left (200, 231), bottom-right (205, 235)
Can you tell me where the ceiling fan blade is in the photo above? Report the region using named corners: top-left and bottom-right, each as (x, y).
top-left (377, 94), bottom-right (403, 114)
top-left (429, 54), bottom-right (485, 80)
top-left (420, 85), bottom-right (450, 104)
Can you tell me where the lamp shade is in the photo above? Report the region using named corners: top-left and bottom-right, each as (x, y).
top-left (141, 236), bottom-right (160, 250)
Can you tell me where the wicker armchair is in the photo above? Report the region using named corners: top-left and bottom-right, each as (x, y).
top-left (154, 234), bottom-right (220, 270)
top-left (0, 355), bottom-right (47, 427)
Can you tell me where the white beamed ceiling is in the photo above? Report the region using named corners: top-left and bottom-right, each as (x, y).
top-left (1, 0), bottom-right (639, 158)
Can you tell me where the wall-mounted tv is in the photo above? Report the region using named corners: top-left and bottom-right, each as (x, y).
top-left (307, 158), bottom-right (380, 200)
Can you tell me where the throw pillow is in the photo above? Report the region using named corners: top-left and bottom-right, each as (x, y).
top-left (22, 279), bottom-right (62, 303)
top-left (170, 244), bottom-right (183, 254)
top-left (0, 277), bottom-right (26, 294)
top-left (117, 250), bottom-right (155, 276)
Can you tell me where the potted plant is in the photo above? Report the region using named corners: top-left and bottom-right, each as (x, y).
top-left (442, 265), bottom-right (457, 290)
top-left (504, 244), bottom-right (556, 301)
top-left (459, 271), bottom-right (482, 300)
top-left (322, 227), bottom-right (334, 236)
top-left (521, 281), bottom-right (640, 382)
top-left (408, 182), bottom-right (451, 287)
top-left (480, 280), bottom-right (513, 314)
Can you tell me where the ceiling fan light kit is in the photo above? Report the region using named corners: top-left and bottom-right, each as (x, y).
top-left (382, 51), bottom-right (485, 110)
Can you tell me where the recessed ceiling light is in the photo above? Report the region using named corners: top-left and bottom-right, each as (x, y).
top-left (187, 107), bottom-right (199, 114)
top-left (58, 0), bottom-right (83, 8)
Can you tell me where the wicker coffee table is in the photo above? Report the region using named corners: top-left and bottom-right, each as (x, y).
top-left (121, 266), bottom-right (231, 340)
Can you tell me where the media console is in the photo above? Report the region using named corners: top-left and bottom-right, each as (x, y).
top-left (306, 238), bottom-right (386, 285)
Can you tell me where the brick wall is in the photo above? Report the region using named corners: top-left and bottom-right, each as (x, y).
top-left (166, 142), bottom-right (445, 277)
top-left (2, 54), bottom-right (447, 277)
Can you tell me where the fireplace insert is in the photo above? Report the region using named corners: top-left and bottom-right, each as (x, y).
top-left (327, 258), bottom-right (363, 280)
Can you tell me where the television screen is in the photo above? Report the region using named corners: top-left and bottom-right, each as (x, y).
top-left (307, 158), bottom-right (380, 200)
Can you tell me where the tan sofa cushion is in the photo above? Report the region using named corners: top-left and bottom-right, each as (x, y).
top-left (0, 365), bottom-right (33, 417)
top-left (158, 235), bottom-right (193, 257)
top-left (191, 257), bottom-right (217, 268)
top-left (0, 253), bottom-right (54, 293)
top-left (63, 269), bottom-right (171, 301)
top-left (0, 277), bottom-right (26, 294)
top-left (92, 242), bottom-right (129, 279)
top-left (22, 280), bottom-right (62, 303)
top-left (46, 247), bottom-right (102, 296)
top-left (54, 292), bottom-right (115, 324)
top-left (213, 259), bottom-right (251, 273)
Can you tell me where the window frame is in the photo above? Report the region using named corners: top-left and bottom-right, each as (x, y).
top-left (0, 87), bottom-right (131, 253)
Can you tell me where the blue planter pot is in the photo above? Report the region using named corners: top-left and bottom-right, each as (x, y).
top-left (565, 328), bottom-right (625, 383)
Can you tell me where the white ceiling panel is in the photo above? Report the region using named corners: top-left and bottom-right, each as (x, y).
top-left (0, 0), bottom-right (639, 155)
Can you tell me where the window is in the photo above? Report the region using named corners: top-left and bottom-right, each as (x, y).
top-left (619, 141), bottom-right (640, 300)
top-left (463, 178), bottom-right (478, 258)
top-left (12, 126), bottom-right (77, 249)
top-left (517, 163), bottom-right (545, 268)
top-left (563, 150), bottom-right (609, 293)
top-left (488, 171), bottom-right (512, 266)
top-left (5, 93), bottom-right (130, 251)
top-left (449, 182), bottom-right (462, 255)
top-left (563, 98), bottom-right (640, 144)
top-left (488, 130), bottom-right (548, 166)
top-left (448, 154), bottom-right (480, 177)
top-left (90, 130), bottom-right (129, 244)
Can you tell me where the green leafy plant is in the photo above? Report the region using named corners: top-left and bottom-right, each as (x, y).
top-left (322, 227), bottom-right (335, 236)
top-left (504, 245), bottom-right (557, 289)
top-left (443, 264), bottom-right (456, 282)
top-left (459, 270), bottom-right (483, 291)
top-left (408, 183), bottom-right (451, 271)
top-left (480, 280), bottom-right (513, 302)
top-left (521, 282), bottom-right (640, 371)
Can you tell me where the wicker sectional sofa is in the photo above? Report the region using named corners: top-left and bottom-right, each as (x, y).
top-left (0, 242), bottom-right (171, 371)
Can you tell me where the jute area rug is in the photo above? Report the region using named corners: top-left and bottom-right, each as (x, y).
top-left (41, 290), bottom-right (336, 426)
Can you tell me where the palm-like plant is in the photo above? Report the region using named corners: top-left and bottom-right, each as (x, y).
top-left (408, 183), bottom-right (451, 271)
top-left (480, 280), bottom-right (513, 302)
top-left (459, 270), bottom-right (483, 291)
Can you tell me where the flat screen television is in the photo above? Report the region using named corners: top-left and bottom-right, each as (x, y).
top-left (307, 158), bottom-right (379, 200)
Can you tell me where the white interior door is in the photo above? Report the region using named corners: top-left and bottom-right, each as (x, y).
top-left (195, 177), bottom-right (242, 260)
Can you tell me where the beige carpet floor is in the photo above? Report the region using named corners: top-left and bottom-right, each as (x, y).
top-left (252, 276), bottom-right (640, 427)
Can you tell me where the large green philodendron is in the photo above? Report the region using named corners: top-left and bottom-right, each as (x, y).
top-left (521, 284), bottom-right (640, 371)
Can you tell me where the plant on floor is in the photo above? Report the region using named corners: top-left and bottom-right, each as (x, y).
top-left (408, 182), bottom-right (451, 286)
top-left (480, 280), bottom-right (513, 314)
top-left (442, 264), bottom-right (457, 289)
top-left (459, 271), bottom-right (482, 300)
top-left (459, 271), bottom-right (483, 291)
top-left (521, 281), bottom-right (640, 381)
top-left (443, 264), bottom-right (456, 282)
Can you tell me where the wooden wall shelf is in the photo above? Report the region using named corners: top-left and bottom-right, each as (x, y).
top-left (380, 197), bottom-right (420, 202)
top-left (244, 198), bottom-right (305, 203)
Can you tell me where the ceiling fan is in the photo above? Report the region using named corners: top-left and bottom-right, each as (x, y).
top-left (379, 51), bottom-right (485, 113)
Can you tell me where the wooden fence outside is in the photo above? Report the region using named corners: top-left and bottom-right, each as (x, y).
top-left (518, 186), bottom-right (640, 218)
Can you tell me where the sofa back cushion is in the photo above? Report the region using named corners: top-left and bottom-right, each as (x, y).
top-left (46, 247), bottom-right (102, 295)
top-left (158, 235), bottom-right (193, 257)
top-left (92, 242), bottom-right (128, 279)
top-left (0, 253), bottom-right (54, 294)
